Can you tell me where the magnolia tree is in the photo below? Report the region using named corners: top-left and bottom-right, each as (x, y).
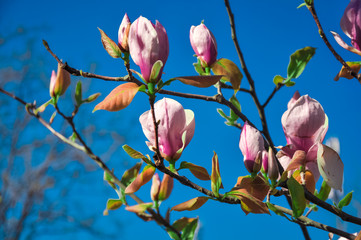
top-left (2, 0), bottom-right (361, 239)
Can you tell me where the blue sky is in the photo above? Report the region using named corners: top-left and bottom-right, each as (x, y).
top-left (2, 0), bottom-right (361, 239)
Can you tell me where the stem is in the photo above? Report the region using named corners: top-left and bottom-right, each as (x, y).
top-left (306, 3), bottom-right (361, 83)
top-left (169, 160), bottom-right (176, 173)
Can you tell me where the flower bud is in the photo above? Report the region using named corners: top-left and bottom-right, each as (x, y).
top-left (150, 173), bottom-right (161, 201)
top-left (281, 95), bottom-right (326, 152)
top-left (118, 13), bottom-right (131, 52)
top-left (341, 0), bottom-right (361, 50)
top-left (49, 63), bottom-right (71, 97)
top-left (128, 16), bottom-right (169, 83)
top-left (261, 150), bottom-right (268, 173)
top-left (239, 122), bottom-right (265, 174)
top-left (139, 98), bottom-right (195, 161)
top-left (267, 147), bottom-right (279, 181)
top-left (190, 23), bottom-right (217, 67)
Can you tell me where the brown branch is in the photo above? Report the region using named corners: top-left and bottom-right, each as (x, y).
top-left (149, 96), bottom-right (164, 166)
top-left (224, 0), bottom-right (275, 150)
top-left (0, 87), bottom-right (181, 238)
top-left (42, 40), bottom-right (143, 85)
top-left (262, 84), bottom-right (283, 108)
top-left (306, 3), bottom-right (361, 83)
top-left (273, 204), bottom-right (356, 240)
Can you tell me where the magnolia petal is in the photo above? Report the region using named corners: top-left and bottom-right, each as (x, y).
top-left (286, 150), bottom-right (307, 172)
top-left (317, 144), bottom-right (344, 190)
top-left (331, 31), bottom-right (361, 56)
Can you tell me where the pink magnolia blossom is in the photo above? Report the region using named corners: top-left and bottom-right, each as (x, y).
top-left (118, 13), bottom-right (131, 52)
top-left (139, 98), bottom-right (195, 161)
top-left (239, 122), bottom-right (265, 173)
top-left (49, 63), bottom-right (71, 97)
top-left (341, 0), bottom-right (361, 50)
top-left (128, 16), bottom-right (169, 83)
top-left (279, 93), bottom-right (328, 181)
top-left (190, 23), bottom-right (217, 67)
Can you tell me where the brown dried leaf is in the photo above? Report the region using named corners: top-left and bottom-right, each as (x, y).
top-left (233, 175), bottom-right (269, 201)
top-left (175, 75), bottom-right (222, 88)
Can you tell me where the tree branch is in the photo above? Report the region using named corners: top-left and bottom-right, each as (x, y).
top-left (306, 3), bottom-right (361, 83)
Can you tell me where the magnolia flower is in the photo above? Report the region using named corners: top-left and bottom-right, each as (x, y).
top-left (279, 93), bottom-right (328, 181)
top-left (118, 13), bottom-right (131, 52)
top-left (331, 0), bottom-right (361, 56)
top-left (190, 23), bottom-right (217, 67)
top-left (128, 16), bottom-right (169, 83)
top-left (139, 98), bottom-right (195, 161)
top-left (49, 63), bottom-right (71, 97)
top-left (239, 122), bottom-right (265, 174)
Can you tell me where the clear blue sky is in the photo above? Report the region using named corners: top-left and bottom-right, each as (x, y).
top-left (2, 0), bottom-right (361, 239)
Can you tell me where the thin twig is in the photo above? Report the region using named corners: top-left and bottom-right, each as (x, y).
top-left (42, 40), bottom-right (143, 85)
top-left (224, 0), bottom-right (275, 150)
top-left (0, 87), bottom-right (181, 238)
top-left (273, 204), bottom-right (356, 240)
top-left (262, 84), bottom-right (283, 108)
top-left (306, 3), bottom-right (361, 83)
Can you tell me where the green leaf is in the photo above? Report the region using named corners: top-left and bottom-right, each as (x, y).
top-left (229, 95), bottom-right (241, 121)
top-left (338, 191), bottom-right (353, 210)
top-left (75, 81), bottom-right (82, 106)
top-left (83, 93), bottom-right (101, 103)
top-left (106, 199), bottom-right (123, 210)
top-left (122, 144), bottom-right (152, 164)
top-left (181, 218), bottom-right (198, 240)
top-left (98, 28), bottom-right (122, 58)
top-left (287, 46), bottom-right (316, 80)
top-left (297, 3), bottom-right (307, 8)
top-left (150, 60), bottom-right (163, 82)
top-left (287, 176), bottom-right (306, 218)
top-left (120, 162), bottom-right (142, 187)
top-left (217, 108), bottom-right (232, 122)
top-left (167, 230), bottom-right (181, 240)
top-left (104, 170), bottom-right (116, 189)
top-left (193, 60), bottom-right (206, 75)
top-left (273, 75), bottom-right (285, 86)
top-left (315, 180), bottom-right (331, 201)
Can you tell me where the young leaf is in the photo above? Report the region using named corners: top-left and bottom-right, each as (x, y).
top-left (226, 190), bottom-right (270, 215)
top-left (123, 144), bottom-right (152, 164)
top-left (98, 27), bottom-right (122, 58)
top-left (233, 175), bottom-right (269, 201)
top-left (211, 152), bottom-right (223, 197)
top-left (193, 60), bottom-right (206, 75)
top-left (287, 176), bottom-right (306, 218)
top-left (175, 75), bottom-right (222, 88)
top-left (317, 143), bottom-right (344, 191)
top-left (104, 170), bottom-right (116, 189)
top-left (75, 81), bottom-right (82, 106)
top-left (93, 82), bottom-right (140, 112)
top-left (124, 165), bottom-right (155, 194)
top-left (211, 58), bottom-right (243, 92)
top-left (149, 60), bottom-right (163, 82)
top-left (172, 217), bottom-right (198, 232)
top-left (286, 150), bottom-right (306, 171)
top-left (125, 202), bottom-right (153, 213)
top-left (229, 95), bottom-right (241, 121)
top-left (181, 218), bottom-right (198, 240)
top-left (293, 170), bottom-right (316, 195)
top-left (171, 197), bottom-right (208, 211)
top-left (217, 108), bottom-right (232, 122)
top-left (179, 161), bottom-right (211, 180)
top-left (120, 162), bottom-right (142, 187)
top-left (315, 180), bottom-right (331, 201)
top-left (287, 46), bottom-right (316, 80)
top-left (338, 191), bottom-right (353, 210)
top-left (105, 199), bottom-right (123, 211)
top-left (273, 75), bottom-right (286, 86)
top-left (83, 93), bottom-right (101, 103)
top-left (334, 61), bottom-right (361, 81)
top-left (167, 230), bottom-right (181, 240)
